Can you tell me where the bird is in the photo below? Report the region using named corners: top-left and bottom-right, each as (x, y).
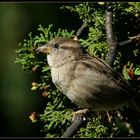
top-left (36, 37), bottom-right (140, 116)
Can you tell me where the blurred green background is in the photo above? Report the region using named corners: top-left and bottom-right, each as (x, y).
top-left (0, 2), bottom-right (80, 137)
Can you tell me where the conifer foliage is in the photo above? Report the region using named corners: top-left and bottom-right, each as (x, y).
top-left (15, 2), bottom-right (140, 137)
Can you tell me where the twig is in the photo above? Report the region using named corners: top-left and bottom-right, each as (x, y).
top-left (61, 114), bottom-right (86, 138)
top-left (105, 7), bottom-right (140, 62)
top-left (117, 40), bottom-right (132, 47)
top-left (105, 7), bottom-right (117, 67)
top-left (74, 19), bottom-right (88, 41)
top-left (76, 19), bottom-right (88, 38)
top-left (129, 34), bottom-right (140, 41)
top-left (117, 34), bottom-right (140, 47)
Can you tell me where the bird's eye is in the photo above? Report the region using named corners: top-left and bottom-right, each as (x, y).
top-left (54, 43), bottom-right (59, 48)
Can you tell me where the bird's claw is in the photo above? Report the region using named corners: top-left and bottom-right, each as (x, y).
top-left (72, 108), bottom-right (90, 122)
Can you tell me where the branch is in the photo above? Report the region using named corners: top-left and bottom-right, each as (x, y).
top-left (117, 34), bottom-right (140, 47)
top-left (117, 40), bottom-right (132, 47)
top-left (61, 114), bottom-right (86, 138)
top-left (105, 7), bottom-right (117, 67)
top-left (105, 7), bottom-right (140, 65)
top-left (74, 19), bottom-right (88, 40)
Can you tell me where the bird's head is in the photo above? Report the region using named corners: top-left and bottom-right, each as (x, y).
top-left (36, 37), bottom-right (84, 68)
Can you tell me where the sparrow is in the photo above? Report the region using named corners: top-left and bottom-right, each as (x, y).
top-left (36, 37), bottom-right (140, 115)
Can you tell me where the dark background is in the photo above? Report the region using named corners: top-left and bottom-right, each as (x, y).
top-left (0, 2), bottom-right (81, 137)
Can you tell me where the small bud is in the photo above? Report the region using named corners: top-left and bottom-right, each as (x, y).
top-left (31, 86), bottom-right (38, 91)
top-left (31, 82), bottom-right (38, 91)
top-left (43, 85), bottom-right (50, 90)
top-left (137, 77), bottom-right (140, 80)
top-left (32, 66), bottom-right (39, 73)
top-left (39, 85), bottom-right (50, 91)
top-left (135, 13), bottom-right (139, 17)
top-left (29, 112), bottom-right (40, 123)
top-left (128, 63), bottom-right (135, 79)
top-left (128, 69), bottom-right (135, 79)
top-left (98, 2), bottom-right (105, 5)
top-left (32, 82), bottom-right (38, 86)
top-left (41, 92), bottom-right (48, 97)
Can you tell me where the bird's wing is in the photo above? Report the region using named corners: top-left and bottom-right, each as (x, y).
top-left (79, 54), bottom-right (130, 91)
top-left (72, 53), bottom-right (134, 101)
top-left (80, 54), bottom-right (140, 101)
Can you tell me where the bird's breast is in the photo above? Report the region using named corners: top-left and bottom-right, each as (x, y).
top-left (50, 63), bottom-right (75, 94)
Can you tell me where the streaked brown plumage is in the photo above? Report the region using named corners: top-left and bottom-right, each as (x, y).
top-left (36, 37), bottom-right (140, 112)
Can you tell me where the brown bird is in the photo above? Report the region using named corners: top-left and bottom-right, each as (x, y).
top-left (36, 37), bottom-right (140, 115)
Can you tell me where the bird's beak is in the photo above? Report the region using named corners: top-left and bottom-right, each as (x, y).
top-left (36, 45), bottom-right (52, 55)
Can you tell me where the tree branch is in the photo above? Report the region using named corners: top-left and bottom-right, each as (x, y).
top-left (61, 114), bottom-right (86, 138)
top-left (105, 7), bottom-right (140, 66)
top-left (105, 7), bottom-right (117, 67)
top-left (76, 19), bottom-right (87, 38)
top-left (117, 40), bottom-right (132, 47)
top-left (117, 34), bottom-right (140, 47)
top-left (74, 19), bottom-right (87, 40)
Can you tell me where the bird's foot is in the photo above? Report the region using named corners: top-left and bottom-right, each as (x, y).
top-left (72, 108), bottom-right (91, 122)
